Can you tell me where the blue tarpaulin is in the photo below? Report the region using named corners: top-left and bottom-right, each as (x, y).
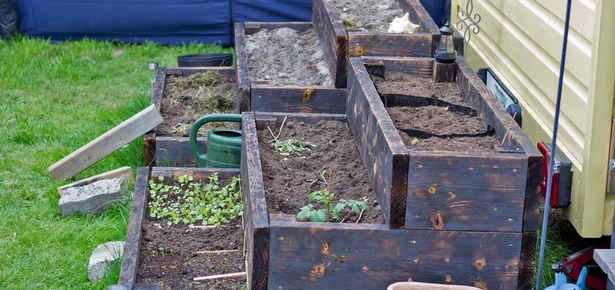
top-left (16, 0), bottom-right (312, 45)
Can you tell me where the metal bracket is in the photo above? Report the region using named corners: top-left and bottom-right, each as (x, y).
top-left (455, 0), bottom-right (481, 54)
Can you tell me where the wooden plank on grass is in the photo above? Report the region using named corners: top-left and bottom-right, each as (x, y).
top-left (48, 105), bottom-right (163, 181)
top-left (57, 166), bottom-right (134, 196)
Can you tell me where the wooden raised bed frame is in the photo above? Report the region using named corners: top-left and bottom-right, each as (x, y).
top-left (312, 0), bottom-right (440, 88)
top-left (235, 22), bottom-right (347, 112)
top-left (144, 67), bottom-right (236, 167)
top-left (117, 166), bottom-right (241, 289)
top-left (241, 112), bottom-right (529, 290)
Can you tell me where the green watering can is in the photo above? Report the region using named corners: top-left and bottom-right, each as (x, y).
top-left (189, 113), bottom-right (243, 168)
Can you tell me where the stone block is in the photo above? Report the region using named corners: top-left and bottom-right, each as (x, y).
top-left (59, 177), bottom-right (127, 216)
top-left (88, 241), bottom-right (125, 283)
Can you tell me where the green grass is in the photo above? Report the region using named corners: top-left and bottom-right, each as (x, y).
top-left (0, 36), bottom-right (232, 289)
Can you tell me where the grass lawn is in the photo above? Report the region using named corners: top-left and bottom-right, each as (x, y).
top-left (0, 36), bottom-right (231, 289)
top-left (0, 36), bottom-right (579, 289)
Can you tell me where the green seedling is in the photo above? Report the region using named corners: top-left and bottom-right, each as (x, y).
top-left (148, 173), bottom-right (242, 226)
top-left (297, 165), bottom-right (369, 222)
top-left (274, 139), bottom-right (315, 156)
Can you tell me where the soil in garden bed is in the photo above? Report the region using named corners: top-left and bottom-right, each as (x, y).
top-left (257, 120), bottom-right (385, 224)
top-left (245, 28), bottom-right (333, 87)
top-left (138, 220), bottom-right (245, 290)
top-left (373, 71), bottom-right (500, 152)
top-left (158, 71), bottom-right (237, 137)
top-left (325, 0), bottom-right (407, 32)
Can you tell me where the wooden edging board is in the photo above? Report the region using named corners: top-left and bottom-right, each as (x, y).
top-left (312, 0), bottom-right (441, 88)
top-left (241, 111), bottom-right (526, 290)
top-left (117, 166), bottom-right (241, 288)
top-left (234, 22), bottom-right (347, 112)
top-left (144, 67), bottom-right (236, 167)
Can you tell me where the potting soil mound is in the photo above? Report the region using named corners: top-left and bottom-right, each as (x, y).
top-left (326, 0), bottom-right (407, 32)
top-left (373, 71), bottom-right (465, 105)
top-left (138, 220), bottom-right (245, 290)
top-left (245, 27), bottom-right (333, 86)
top-left (158, 71), bottom-right (236, 137)
top-left (258, 120), bottom-right (384, 224)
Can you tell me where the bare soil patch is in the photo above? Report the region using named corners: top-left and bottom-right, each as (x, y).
top-left (158, 71), bottom-right (236, 137)
top-left (257, 120), bottom-right (385, 224)
top-left (245, 28), bottom-right (333, 86)
top-left (373, 71), bottom-right (500, 152)
top-left (326, 0), bottom-right (406, 32)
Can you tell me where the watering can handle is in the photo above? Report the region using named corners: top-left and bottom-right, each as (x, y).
top-left (189, 113), bottom-right (243, 165)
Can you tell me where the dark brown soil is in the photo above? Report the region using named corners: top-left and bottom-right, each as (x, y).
top-left (245, 27), bottom-right (333, 86)
top-left (257, 120), bottom-right (385, 224)
top-left (326, 0), bottom-right (406, 32)
top-left (373, 71), bottom-right (501, 152)
top-left (158, 71), bottom-right (236, 137)
top-left (138, 220), bottom-right (245, 290)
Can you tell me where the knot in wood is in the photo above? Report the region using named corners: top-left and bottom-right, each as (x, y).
top-left (473, 279), bottom-right (489, 290)
top-left (301, 88), bottom-right (314, 103)
top-left (352, 45), bottom-right (366, 56)
top-left (445, 274), bottom-right (452, 283)
top-left (430, 211), bottom-right (445, 230)
top-left (427, 185), bottom-right (437, 195)
top-left (474, 258), bottom-right (487, 270)
top-left (320, 243), bottom-right (330, 255)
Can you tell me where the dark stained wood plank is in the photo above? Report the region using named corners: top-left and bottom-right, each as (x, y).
top-left (347, 57), bottom-right (409, 228)
top-left (523, 155), bottom-right (542, 232)
top-left (347, 33), bottom-right (433, 57)
top-left (118, 167), bottom-right (150, 286)
top-left (241, 112), bottom-right (270, 290)
top-left (150, 167), bottom-right (239, 183)
top-left (165, 67), bottom-right (235, 78)
top-left (361, 56), bottom-right (434, 78)
top-left (518, 232), bottom-right (537, 290)
top-left (406, 152), bottom-right (528, 232)
top-left (235, 22), bottom-right (251, 113)
top-left (267, 214), bottom-right (521, 290)
top-left (433, 61), bottom-right (457, 83)
top-left (250, 86), bottom-right (346, 114)
top-left (312, 0), bottom-right (348, 88)
top-left (154, 136), bottom-right (206, 168)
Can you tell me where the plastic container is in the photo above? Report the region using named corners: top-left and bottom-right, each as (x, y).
top-left (177, 53), bottom-right (233, 67)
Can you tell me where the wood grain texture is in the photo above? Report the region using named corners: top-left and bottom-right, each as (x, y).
top-left (346, 57), bottom-right (408, 228)
top-left (235, 22), bottom-right (251, 113)
top-left (267, 214), bottom-right (521, 290)
top-left (406, 152), bottom-right (528, 232)
top-left (517, 232), bottom-right (536, 290)
top-left (118, 167), bottom-right (150, 286)
top-left (150, 167), bottom-right (239, 182)
top-left (241, 112), bottom-right (270, 290)
top-left (49, 104), bottom-right (163, 181)
top-left (595, 249), bottom-right (615, 286)
top-left (347, 33), bottom-right (433, 57)
top-left (433, 61), bottom-right (458, 83)
top-left (57, 166), bottom-right (134, 196)
top-left (154, 137), bottom-right (206, 168)
top-left (250, 86), bottom-right (346, 114)
top-left (361, 56), bottom-right (434, 78)
top-left (312, 0), bottom-right (348, 88)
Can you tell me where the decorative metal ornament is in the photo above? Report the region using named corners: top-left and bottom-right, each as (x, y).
top-left (456, 0), bottom-right (482, 53)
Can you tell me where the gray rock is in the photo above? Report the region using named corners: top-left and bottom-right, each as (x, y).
top-left (88, 241), bottom-right (125, 283)
top-left (59, 177), bottom-right (127, 216)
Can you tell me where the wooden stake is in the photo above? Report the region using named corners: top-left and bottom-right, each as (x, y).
top-left (194, 272), bottom-right (245, 281)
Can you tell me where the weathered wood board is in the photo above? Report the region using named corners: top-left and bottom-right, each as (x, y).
top-left (346, 56), bottom-right (542, 233)
top-left (241, 111), bottom-right (527, 290)
top-left (234, 22), bottom-right (347, 112)
top-left (144, 67), bottom-right (236, 167)
top-left (312, 0), bottom-right (440, 88)
top-left (49, 104), bottom-right (163, 181)
top-left (117, 167), bottom-right (241, 288)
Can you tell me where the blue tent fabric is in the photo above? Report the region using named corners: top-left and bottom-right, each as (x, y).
top-left (231, 0), bottom-right (311, 23)
top-left (17, 0), bottom-right (232, 45)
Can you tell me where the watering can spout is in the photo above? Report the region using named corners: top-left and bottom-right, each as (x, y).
top-left (189, 113), bottom-right (243, 168)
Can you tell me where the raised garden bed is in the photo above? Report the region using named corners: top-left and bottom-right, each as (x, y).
top-left (312, 0), bottom-right (440, 88)
top-left (346, 56), bottom-right (542, 288)
top-left (235, 22), bottom-right (347, 112)
top-left (241, 112), bottom-right (528, 290)
top-left (144, 67), bottom-right (237, 167)
top-left (117, 167), bottom-right (245, 289)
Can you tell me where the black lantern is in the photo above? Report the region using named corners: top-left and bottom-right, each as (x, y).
top-left (434, 22), bottom-right (457, 63)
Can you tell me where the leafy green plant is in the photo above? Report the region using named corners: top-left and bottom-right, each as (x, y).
top-left (148, 173), bottom-right (242, 226)
top-left (296, 166), bottom-right (369, 222)
top-left (274, 139), bottom-right (315, 156)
